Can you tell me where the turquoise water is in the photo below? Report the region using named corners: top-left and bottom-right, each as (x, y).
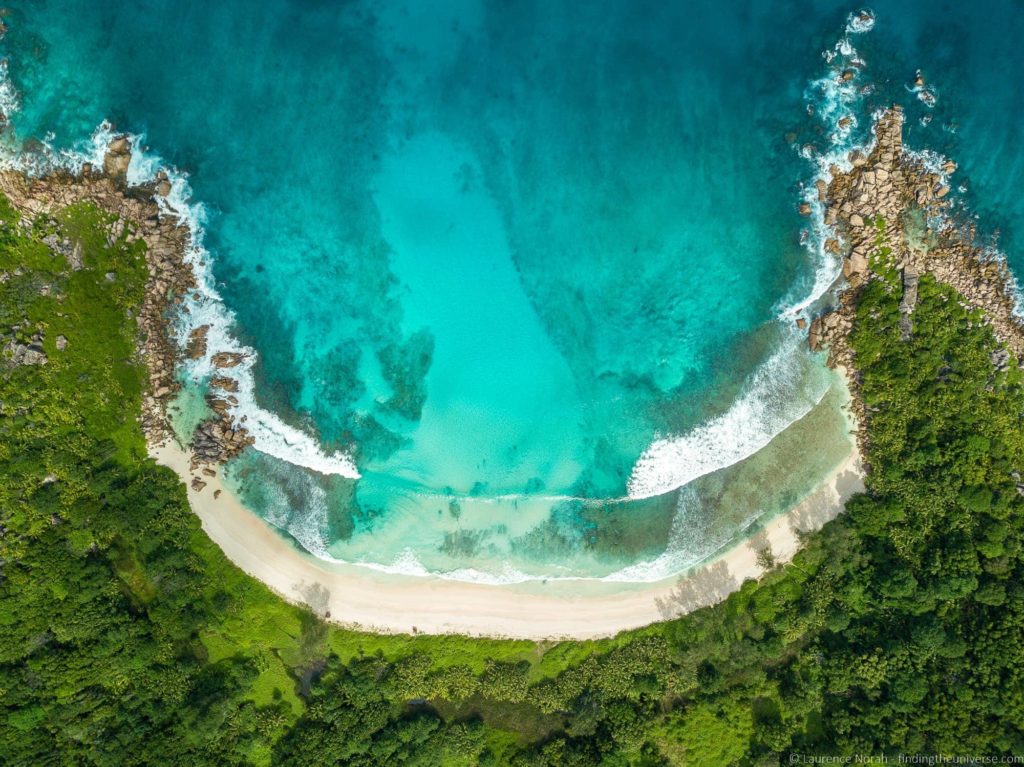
top-left (3, 1), bottom-right (1023, 580)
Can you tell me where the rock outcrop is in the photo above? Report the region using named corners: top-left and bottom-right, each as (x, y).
top-left (102, 135), bottom-right (132, 180)
top-left (899, 267), bottom-right (920, 341)
top-left (192, 414), bottom-right (255, 467)
top-left (211, 351), bottom-right (245, 369)
top-left (3, 327), bottom-right (47, 366)
top-left (210, 375), bottom-right (239, 392)
top-left (187, 325), bottom-right (210, 360)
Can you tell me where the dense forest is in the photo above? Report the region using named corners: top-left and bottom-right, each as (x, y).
top-left (1, 195), bottom-right (1022, 766)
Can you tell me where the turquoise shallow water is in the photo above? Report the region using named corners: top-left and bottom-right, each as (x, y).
top-left (4, 1), bottom-right (1024, 579)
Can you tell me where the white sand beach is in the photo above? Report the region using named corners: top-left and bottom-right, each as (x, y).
top-left (151, 441), bottom-right (863, 640)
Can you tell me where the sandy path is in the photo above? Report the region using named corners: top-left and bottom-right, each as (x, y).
top-left (151, 442), bottom-right (863, 640)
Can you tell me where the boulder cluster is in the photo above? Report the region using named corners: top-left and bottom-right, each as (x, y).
top-left (186, 325), bottom-right (209, 359)
top-left (0, 139), bottom-right (255, 471)
top-left (194, 366), bottom-right (254, 466)
top-left (806, 106), bottom-right (1024, 456)
top-left (2, 324), bottom-right (48, 366)
top-left (192, 414), bottom-right (254, 465)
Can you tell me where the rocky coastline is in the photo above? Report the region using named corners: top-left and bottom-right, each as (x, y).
top-left (0, 139), bottom-right (252, 476)
top-left (806, 106), bottom-right (1024, 463)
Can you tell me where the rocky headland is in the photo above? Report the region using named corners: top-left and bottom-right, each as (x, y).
top-left (807, 106), bottom-right (1024, 461)
top-left (0, 139), bottom-right (253, 475)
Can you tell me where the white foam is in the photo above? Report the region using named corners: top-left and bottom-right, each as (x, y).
top-left (255, 470), bottom-right (334, 558)
top-left (168, 198), bottom-right (361, 477)
top-left (352, 550), bottom-right (535, 585)
top-left (908, 146), bottom-right (951, 179)
top-left (777, 33), bottom-right (874, 318)
top-left (97, 125), bottom-right (361, 478)
top-left (0, 59), bottom-right (19, 119)
top-left (846, 9), bottom-right (876, 34)
top-left (321, 492), bottom-right (765, 586)
top-left (907, 82), bottom-right (938, 109)
top-left (281, 535), bottom-right (543, 585)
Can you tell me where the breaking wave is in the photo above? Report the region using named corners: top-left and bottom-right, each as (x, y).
top-left (627, 333), bottom-right (830, 500)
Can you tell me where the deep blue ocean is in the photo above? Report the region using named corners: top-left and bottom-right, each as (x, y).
top-left (4, 0), bottom-right (1023, 580)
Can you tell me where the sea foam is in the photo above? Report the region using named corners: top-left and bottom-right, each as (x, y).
top-left (845, 9), bottom-right (876, 35)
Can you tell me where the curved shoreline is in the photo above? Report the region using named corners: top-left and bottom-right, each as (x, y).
top-left (152, 439), bottom-right (863, 639)
top-left (0, 102), bottom-right (868, 641)
top-left (145, 105), bottom-right (1024, 640)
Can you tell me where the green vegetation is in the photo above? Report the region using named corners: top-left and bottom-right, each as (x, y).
top-left (1, 197), bottom-right (1023, 765)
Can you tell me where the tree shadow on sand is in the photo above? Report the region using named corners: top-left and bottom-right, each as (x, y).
top-left (292, 580), bottom-right (331, 696)
top-left (655, 561), bottom-right (738, 620)
top-left (788, 465), bottom-right (863, 538)
top-left (295, 580), bottom-right (331, 618)
top-left (747, 528), bottom-right (776, 571)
